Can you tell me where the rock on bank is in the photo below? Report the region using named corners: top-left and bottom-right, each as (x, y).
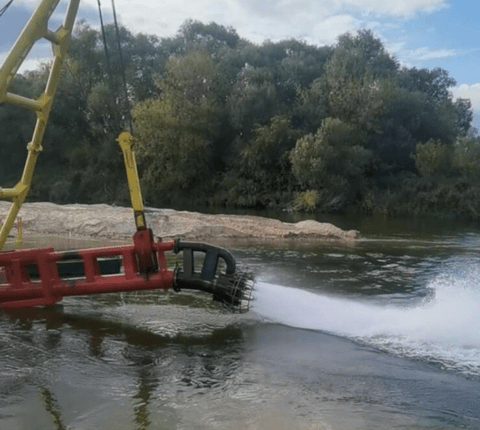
top-left (0, 202), bottom-right (359, 242)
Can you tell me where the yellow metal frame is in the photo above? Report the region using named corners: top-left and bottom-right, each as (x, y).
top-left (0, 0), bottom-right (80, 249)
top-left (117, 131), bottom-right (147, 230)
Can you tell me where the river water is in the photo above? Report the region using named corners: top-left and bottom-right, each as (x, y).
top-left (1, 215), bottom-right (480, 429)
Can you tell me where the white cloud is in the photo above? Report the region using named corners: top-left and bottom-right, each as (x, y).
top-left (229, 0), bottom-right (446, 22)
top-left (406, 47), bottom-right (457, 61)
top-left (312, 15), bottom-right (361, 45)
top-left (388, 43), bottom-right (458, 67)
top-left (2, 0), bottom-right (450, 73)
top-left (339, 0), bottom-right (447, 17)
top-left (452, 83), bottom-right (480, 112)
top-left (77, 0), bottom-right (447, 43)
top-left (451, 83), bottom-right (480, 130)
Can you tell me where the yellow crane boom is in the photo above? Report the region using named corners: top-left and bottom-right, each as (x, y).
top-left (0, 0), bottom-right (80, 249)
top-left (0, 0), bottom-right (148, 247)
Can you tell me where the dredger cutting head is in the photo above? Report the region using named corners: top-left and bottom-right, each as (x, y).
top-left (173, 239), bottom-right (255, 313)
top-left (209, 268), bottom-right (255, 313)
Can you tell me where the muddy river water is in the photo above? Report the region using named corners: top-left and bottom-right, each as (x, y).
top-left (1, 214), bottom-right (480, 429)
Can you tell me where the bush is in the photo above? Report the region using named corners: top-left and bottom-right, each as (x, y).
top-left (453, 137), bottom-right (480, 177)
top-left (290, 117), bottom-right (361, 188)
top-left (290, 190), bottom-right (319, 212)
top-left (412, 139), bottom-right (446, 176)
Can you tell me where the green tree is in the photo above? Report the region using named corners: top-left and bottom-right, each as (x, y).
top-left (227, 66), bottom-right (279, 136)
top-left (453, 98), bottom-right (473, 136)
top-left (47, 21), bottom-right (172, 203)
top-left (179, 20), bottom-right (241, 52)
top-left (413, 139), bottom-right (447, 176)
top-left (399, 67), bottom-right (456, 102)
top-left (133, 51), bottom-right (221, 205)
top-left (326, 30), bottom-right (396, 134)
top-left (3, 19), bottom-right (477, 216)
top-left (453, 137), bottom-right (480, 177)
top-left (369, 68), bottom-right (460, 177)
top-left (369, 88), bottom-right (433, 174)
top-left (293, 77), bottom-right (329, 133)
top-left (290, 118), bottom-right (373, 211)
top-left (222, 116), bottom-right (298, 207)
top-left (263, 39), bottom-right (333, 108)
top-left (334, 30), bottom-right (398, 78)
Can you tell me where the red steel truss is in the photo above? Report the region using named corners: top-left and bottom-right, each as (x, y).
top-left (0, 230), bottom-right (175, 309)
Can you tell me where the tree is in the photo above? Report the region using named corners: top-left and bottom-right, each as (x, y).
top-left (293, 77), bottom-right (329, 133)
top-left (157, 50), bottom-right (218, 103)
top-left (290, 118), bottom-right (373, 211)
top-left (368, 88), bottom-right (435, 174)
top-left (179, 20), bottom-right (241, 52)
top-left (453, 137), bottom-right (480, 177)
top-left (133, 51), bottom-right (221, 205)
top-left (413, 139), bottom-right (447, 177)
top-left (222, 116), bottom-right (298, 207)
top-left (453, 98), bottom-right (473, 136)
top-left (259, 40), bottom-right (333, 108)
top-left (326, 31), bottom-right (396, 134)
top-left (126, 32), bottom-right (166, 101)
top-left (2, 19), bottom-right (477, 216)
top-left (227, 66), bottom-right (279, 136)
top-left (399, 67), bottom-right (456, 103)
top-left (334, 30), bottom-right (398, 78)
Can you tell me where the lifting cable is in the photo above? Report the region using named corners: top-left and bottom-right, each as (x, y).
top-left (96, 0), bottom-right (133, 132)
top-left (0, 0), bottom-right (15, 18)
top-left (96, 0), bottom-right (121, 131)
top-left (111, 0), bottom-right (132, 131)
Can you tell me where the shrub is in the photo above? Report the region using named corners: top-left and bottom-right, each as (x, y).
top-left (291, 190), bottom-right (319, 212)
top-left (453, 137), bottom-right (480, 177)
top-left (412, 139), bottom-right (446, 176)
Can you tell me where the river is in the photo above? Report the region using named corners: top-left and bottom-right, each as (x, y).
top-left (1, 214), bottom-right (480, 429)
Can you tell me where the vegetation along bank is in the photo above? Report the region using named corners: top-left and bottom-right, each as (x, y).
top-left (1, 22), bottom-right (478, 218)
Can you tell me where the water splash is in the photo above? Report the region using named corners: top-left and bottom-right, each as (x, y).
top-left (252, 270), bottom-right (480, 376)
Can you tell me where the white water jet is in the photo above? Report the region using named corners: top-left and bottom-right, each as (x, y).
top-left (251, 271), bottom-right (480, 376)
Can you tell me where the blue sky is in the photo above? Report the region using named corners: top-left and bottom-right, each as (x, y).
top-left (2, 0), bottom-right (480, 129)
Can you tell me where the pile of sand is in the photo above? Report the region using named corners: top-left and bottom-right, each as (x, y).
top-left (0, 202), bottom-right (359, 243)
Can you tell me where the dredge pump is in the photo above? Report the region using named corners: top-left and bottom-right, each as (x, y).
top-left (0, 0), bottom-right (254, 312)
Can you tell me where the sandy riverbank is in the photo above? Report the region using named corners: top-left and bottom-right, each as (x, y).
top-left (0, 202), bottom-right (359, 244)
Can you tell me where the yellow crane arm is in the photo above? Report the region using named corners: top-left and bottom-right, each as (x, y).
top-left (117, 131), bottom-right (147, 230)
top-left (0, 0), bottom-right (80, 249)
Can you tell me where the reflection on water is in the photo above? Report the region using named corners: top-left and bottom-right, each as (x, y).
top-left (1, 220), bottom-right (480, 429)
top-left (0, 300), bottom-right (251, 430)
top-left (39, 387), bottom-right (66, 430)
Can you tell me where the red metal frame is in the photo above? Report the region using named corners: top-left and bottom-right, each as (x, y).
top-left (0, 232), bottom-right (175, 309)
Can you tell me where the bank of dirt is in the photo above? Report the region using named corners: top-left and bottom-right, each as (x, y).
top-left (0, 202), bottom-right (359, 244)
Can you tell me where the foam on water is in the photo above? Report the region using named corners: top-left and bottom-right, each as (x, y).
top-left (252, 269), bottom-right (480, 376)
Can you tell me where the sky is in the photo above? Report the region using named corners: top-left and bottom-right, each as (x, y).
top-left (1, 0), bottom-right (480, 129)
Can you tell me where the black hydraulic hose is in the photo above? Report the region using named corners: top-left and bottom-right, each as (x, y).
top-left (173, 239), bottom-right (236, 275)
top-left (172, 239), bottom-right (254, 313)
